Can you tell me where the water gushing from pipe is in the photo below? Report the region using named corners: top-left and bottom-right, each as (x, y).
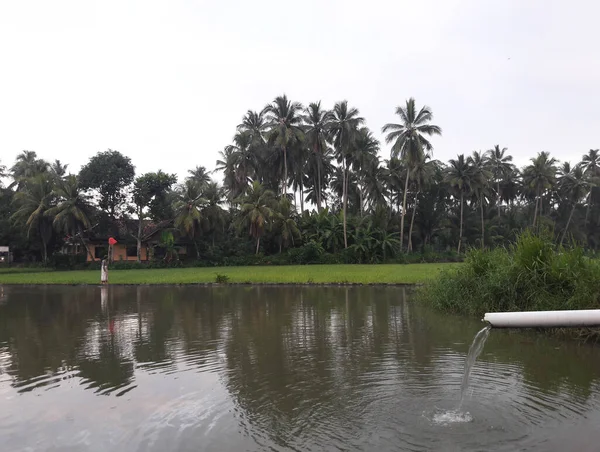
top-left (459, 325), bottom-right (491, 408)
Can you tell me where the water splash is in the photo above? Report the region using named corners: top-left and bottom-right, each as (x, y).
top-left (459, 325), bottom-right (491, 408)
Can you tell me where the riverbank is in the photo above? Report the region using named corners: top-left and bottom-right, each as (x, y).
top-left (0, 263), bottom-right (456, 285)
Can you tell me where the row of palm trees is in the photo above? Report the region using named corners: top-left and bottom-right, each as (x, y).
top-left (2, 95), bottom-right (599, 263)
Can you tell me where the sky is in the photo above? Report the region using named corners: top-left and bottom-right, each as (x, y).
top-left (0, 0), bottom-right (598, 181)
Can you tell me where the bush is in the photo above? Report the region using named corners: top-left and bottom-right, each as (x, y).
top-left (417, 230), bottom-right (600, 322)
top-left (215, 273), bottom-right (230, 283)
top-left (286, 241), bottom-right (324, 265)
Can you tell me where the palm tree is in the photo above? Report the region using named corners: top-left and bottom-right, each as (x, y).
top-left (263, 95), bottom-right (304, 196)
top-left (47, 175), bottom-right (93, 260)
top-left (445, 154), bottom-right (473, 253)
top-left (235, 181), bottom-right (276, 254)
top-left (485, 145), bottom-right (513, 216)
top-left (407, 154), bottom-right (437, 252)
top-left (468, 151), bottom-right (492, 247)
top-left (11, 175), bottom-right (55, 264)
top-left (173, 180), bottom-right (206, 258)
top-left (350, 127), bottom-right (380, 217)
top-left (302, 102), bottom-right (332, 210)
top-left (581, 149), bottom-right (600, 226)
top-left (50, 159), bottom-right (69, 179)
top-left (330, 101), bottom-right (364, 248)
top-left (522, 151), bottom-right (557, 228)
top-left (200, 182), bottom-right (226, 247)
top-left (187, 166), bottom-right (211, 187)
top-left (237, 110), bottom-right (268, 147)
top-left (216, 133), bottom-right (255, 201)
top-left (10, 151), bottom-right (49, 190)
top-left (382, 98), bottom-right (442, 251)
top-left (273, 198), bottom-right (301, 253)
top-left (558, 163), bottom-right (589, 244)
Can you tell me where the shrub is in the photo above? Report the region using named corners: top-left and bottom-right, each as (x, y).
top-left (215, 273), bottom-right (230, 284)
top-left (417, 231), bottom-right (600, 323)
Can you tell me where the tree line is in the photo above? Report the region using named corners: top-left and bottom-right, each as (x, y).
top-left (1, 95), bottom-right (599, 265)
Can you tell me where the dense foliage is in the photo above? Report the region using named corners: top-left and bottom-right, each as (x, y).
top-left (0, 95), bottom-right (598, 267)
top-left (417, 230), bottom-right (600, 320)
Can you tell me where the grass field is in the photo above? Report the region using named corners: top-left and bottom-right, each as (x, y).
top-left (0, 263), bottom-right (456, 285)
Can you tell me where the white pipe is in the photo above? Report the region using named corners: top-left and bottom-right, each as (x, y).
top-left (484, 310), bottom-right (600, 328)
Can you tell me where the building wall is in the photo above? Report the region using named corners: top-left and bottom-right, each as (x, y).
top-left (87, 244), bottom-right (149, 262)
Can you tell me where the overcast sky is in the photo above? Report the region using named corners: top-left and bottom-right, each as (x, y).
top-left (1, 0), bottom-right (598, 181)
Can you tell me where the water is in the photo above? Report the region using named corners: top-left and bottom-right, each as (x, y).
top-left (460, 325), bottom-right (492, 407)
top-left (1, 285), bottom-right (600, 451)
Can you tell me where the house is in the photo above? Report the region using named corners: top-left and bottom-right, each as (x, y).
top-left (65, 219), bottom-right (187, 262)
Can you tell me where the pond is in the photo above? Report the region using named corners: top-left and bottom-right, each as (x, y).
top-left (1, 285), bottom-right (600, 451)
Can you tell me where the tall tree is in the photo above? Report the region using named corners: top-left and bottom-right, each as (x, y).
top-left (263, 95), bottom-right (304, 196)
top-left (302, 102), bottom-right (332, 211)
top-left (132, 171), bottom-right (178, 262)
top-left (331, 101), bottom-right (364, 248)
top-left (78, 150), bottom-right (135, 219)
top-left (407, 154), bottom-right (437, 251)
top-left (581, 149), bottom-right (600, 226)
top-left (273, 197), bottom-right (301, 253)
top-left (10, 151), bottom-right (49, 190)
top-left (558, 163), bottom-right (589, 244)
top-left (236, 181), bottom-right (276, 254)
top-left (468, 151), bottom-right (492, 247)
top-left (186, 166), bottom-right (211, 187)
top-left (48, 175), bottom-right (93, 260)
top-left (445, 154), bottom-right (473, 253)
top-left (485, 145), bottom-right (513, 216)
top-left (522, 151), bottom-right (557, 228)
top-left (382, 98), bottom-right (442, 251)
top-left (11, 175), bottom-right (55, 264)
top-left (173, 180), bottom-right (206, 259)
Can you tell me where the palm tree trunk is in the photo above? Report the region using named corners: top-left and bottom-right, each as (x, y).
top-left (78, 226), bottom-right (95, 262)
top-left (343, 161), bottom-right (348, 249)
top-left (584, 190), bottom-right (591, 226)
top-left (497, 181), bottom-right (501, 217)
top-left (561, 203), bottom-right (577, 245)
top-left (136, 210), bottom-right (143, 263)
top-left (316, 145), bottom-right (322, 211)
top-left (299, 178), bottom-right (304, 213)
top-left (400, 168), bottom-right (410, 251)
top-left (458, 192), bottom-right (464, 254)
top-left (480, 197), bottom-right (485, 248)
top-left (194, 239), bottom-right (200, 259)
top-left (256, 236), bottom-right (261, 255)
top-left (359, 184), bottom-right (364, 218)
top-left (533, 194), bottom-right (539, 227)
top-left (408, 190), bottom-right (419, 253)
top-left (42, 237), bottom-right (48, 265)
top-left (283, 146), bottom-right (287, 196)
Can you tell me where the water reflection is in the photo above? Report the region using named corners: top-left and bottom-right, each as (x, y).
top-left (1, 286), bottom-right (600, 451)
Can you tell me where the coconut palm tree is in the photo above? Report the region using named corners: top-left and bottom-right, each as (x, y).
top-left (237, 110), bottom-right (268, 147)
top-left (350, 127), bottom-right (380, 217)
top-left (186, 166), bottom-right (211, 187)
top-left (445, 154), bottom-right (473, 253)
top-left (302, 101), bottom-right (333, 210)
top-left (50, 160), bottom-right (69, 179)
top-left (48, 175), bottom-right (93, 260)
top-left (263, 95), bottom-right (304, 196)
top-left (11, 175), bottom-right (55, 264)
top-left (558, 163), bottom-right (589, 244)
top-left (273, 197), bottom-right (301, 253)
top-left (173, 180), bottom-right (206, 259)
top-left (10, 151), bottom-right (49, 190)
top-left (581, 149), bottom-right (600, 226)
top-left (200, 182), bottom-right (226, 247)
top-left (407, 153), bottom-right (438, 251)
top-left (330, 101), bottom-right (364, 248)
top-left (485, 145), bottom-right (514, 216)
top-left (522, 151), bottom-right (557, 228)
top-left (382, 98), bottom-right (442, 251)
top-left (468, 151), bottom-right (493, 247)
top-left (235, 181), bottom-right (276, 254)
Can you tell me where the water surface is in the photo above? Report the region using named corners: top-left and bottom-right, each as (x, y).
top-left (1, 285), bottom-right (600, 451)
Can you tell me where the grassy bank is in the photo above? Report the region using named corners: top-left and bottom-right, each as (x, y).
top-left (0, 263), bottom-right (456, 285)
top-left (417, 231), bottom-right (600, 318)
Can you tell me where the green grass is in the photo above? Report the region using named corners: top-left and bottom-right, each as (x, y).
top-left (0, 263), bottom-right (456, 285)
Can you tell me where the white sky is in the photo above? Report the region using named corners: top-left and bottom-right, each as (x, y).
top-left (1, 0), bottom-right (598, 181)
